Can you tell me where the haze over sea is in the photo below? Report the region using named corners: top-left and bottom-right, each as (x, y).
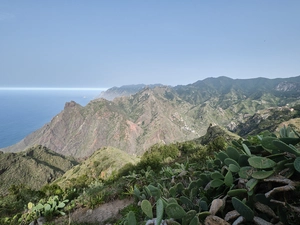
top-left (0, 88), bottom-right (106, 148)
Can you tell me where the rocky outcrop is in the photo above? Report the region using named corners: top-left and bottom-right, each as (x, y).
top-left (195, 125), bottom-right (239, 145)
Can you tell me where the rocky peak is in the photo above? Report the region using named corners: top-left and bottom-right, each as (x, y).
top-left (64, 101), bottom-right (79, 108)
top-left (196, 125), bottom-right (238, 145)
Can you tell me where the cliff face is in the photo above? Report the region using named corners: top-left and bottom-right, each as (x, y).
top-left (2, 76), bottom-right (300, 158)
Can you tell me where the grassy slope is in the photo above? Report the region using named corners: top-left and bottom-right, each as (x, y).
top-left (0, 145), bottom-right (77, 195)
top-left (54, 146), bottom-right (138, 189)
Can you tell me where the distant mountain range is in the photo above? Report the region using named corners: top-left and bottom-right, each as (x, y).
top-left (98, 84), bottom-right (165, 100)
top-left (2, 76), bottom-right (300, 158)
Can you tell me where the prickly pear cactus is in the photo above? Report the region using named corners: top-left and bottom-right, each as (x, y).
top-left (232, 197), bottom-right (254, 221)
top-left (294, 157), bottom-right (300, 173)
top-left (248, 156), bottom-right (276, 169)
top-left (141, 200), bottom-right (153, 218)
top-left (165, 203), bottom-right (186, 219)
top-left (126, 211), bottom-right (137, 225)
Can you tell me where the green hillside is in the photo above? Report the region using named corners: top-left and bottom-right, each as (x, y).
top-left (0, 145), bottom-right (77, 196)
top-left (54, 146), bottom-right (138, 189)
top-left (1, 124), bottom-right (300, 225)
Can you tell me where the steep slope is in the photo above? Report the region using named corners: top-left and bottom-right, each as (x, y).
top-left (2, 87), bottom-right (202, 157)
top-left (233, 105), bottom-right (300, 137)
top-left (2, 76), bottom-right (300, 158)
top-left (113, 87), bottom-right (201, 155)
top-left (54, 146), bottom-right (138, 189)
top-left (4, 99), bottom-right (137, 157)
top-left (174, 76), bottom-right (300, 131)
top-left (0, 145), bottom-right (77, 195)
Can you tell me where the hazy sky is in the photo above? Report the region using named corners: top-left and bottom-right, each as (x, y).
top-left (1, 1), bottom-right (299, 88)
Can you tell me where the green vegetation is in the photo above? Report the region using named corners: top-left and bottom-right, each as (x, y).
top-left (121, 125), bottom-right (300, 225)
top-left (0, 145), bottom-right (77, 195)
top-left (54, 146), bottom-right (138, 189)
top-left (1, 124), bottom-right (300, 224)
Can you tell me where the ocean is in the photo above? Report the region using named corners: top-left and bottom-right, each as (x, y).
top-left (0, 89), bottom-right (105, 149)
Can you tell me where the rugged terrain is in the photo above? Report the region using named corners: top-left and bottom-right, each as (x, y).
top-left (0, 145), bottom-right (77, 195)
top-left (2, 76), bottom-right (300, 158)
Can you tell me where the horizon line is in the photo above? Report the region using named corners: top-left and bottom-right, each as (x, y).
top-left (0, 87), bottom-right (108, 91)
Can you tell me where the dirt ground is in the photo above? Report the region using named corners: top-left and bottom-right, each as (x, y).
top-left (55, 198), bottom-right (134, 224)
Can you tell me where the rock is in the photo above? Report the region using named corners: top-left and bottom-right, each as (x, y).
top-left (209, 199), bottom-right (224, 216)
top-left (37, 217), bottom-right (46, 225)
top-left (205, 215), bottom-right (230, 225)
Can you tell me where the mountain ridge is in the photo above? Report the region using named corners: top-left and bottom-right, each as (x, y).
top-left (2, 76), bottom-right (300, 158)
top-left (0, 145), bottom-right (77, 195)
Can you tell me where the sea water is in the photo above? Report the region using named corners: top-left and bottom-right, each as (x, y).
top-left (0, 89), bottom-right (105, 148)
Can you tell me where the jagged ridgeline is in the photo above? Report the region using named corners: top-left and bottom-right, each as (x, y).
top-left (1, 76), bottom-right (300, 159)
top-left (0, 145), bottom-right (78, 195)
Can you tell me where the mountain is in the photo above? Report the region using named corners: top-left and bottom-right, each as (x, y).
top-left (2, 76), bottom-right (300, 158)
top-left (233, 104), bottom-right (300, 137)
top-left (0, 145), bottom-right (77, 195)
top-left (98, 84), bottom-right (164, 100)
top-left (2, 87), bottom-right (201, 157)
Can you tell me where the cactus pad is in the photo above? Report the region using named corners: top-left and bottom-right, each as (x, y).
top-left (224, 170), bottom-right (233, 187)
top-left (294, 157), bottom-right (300, 173)
top-left (227, 189), bottom-right (247, 197)
top-left (238, 166), bottom-right (253, 179)
top-left (227, 146), bottom-right (240, 162)
top-left (165, 203), bottom-right (186, 219)
top-left (232, 197), bottom-right (254, 221)
top-left (251, 170), bottom-right (274, 179)
top-left (156, 198), bottom-right (164, 225)
top-left (246, 178), bottom-right (258, 192)
top-left (210, 179), bottom-right (224, 188)
top-left (224, 158), bottom-right (240, 167)
top-left (127, 211), bottom-right (137, 225)
top-left (248, 156), bottom-right (276, 169)
top-left (211, 171), bottom-right (224, 179)
top-left (141, 199), bottom-right (153, 218)
top-left (229, 164), bottom-right (240, 173)
top-left (242, 143), bottom-right (252, 156)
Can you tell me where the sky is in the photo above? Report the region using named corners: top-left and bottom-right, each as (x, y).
top-left (0, 1), bottom-right (300, 88)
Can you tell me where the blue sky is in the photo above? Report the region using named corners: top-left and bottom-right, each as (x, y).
top-left (0, 1), bottom-right (299, 88)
